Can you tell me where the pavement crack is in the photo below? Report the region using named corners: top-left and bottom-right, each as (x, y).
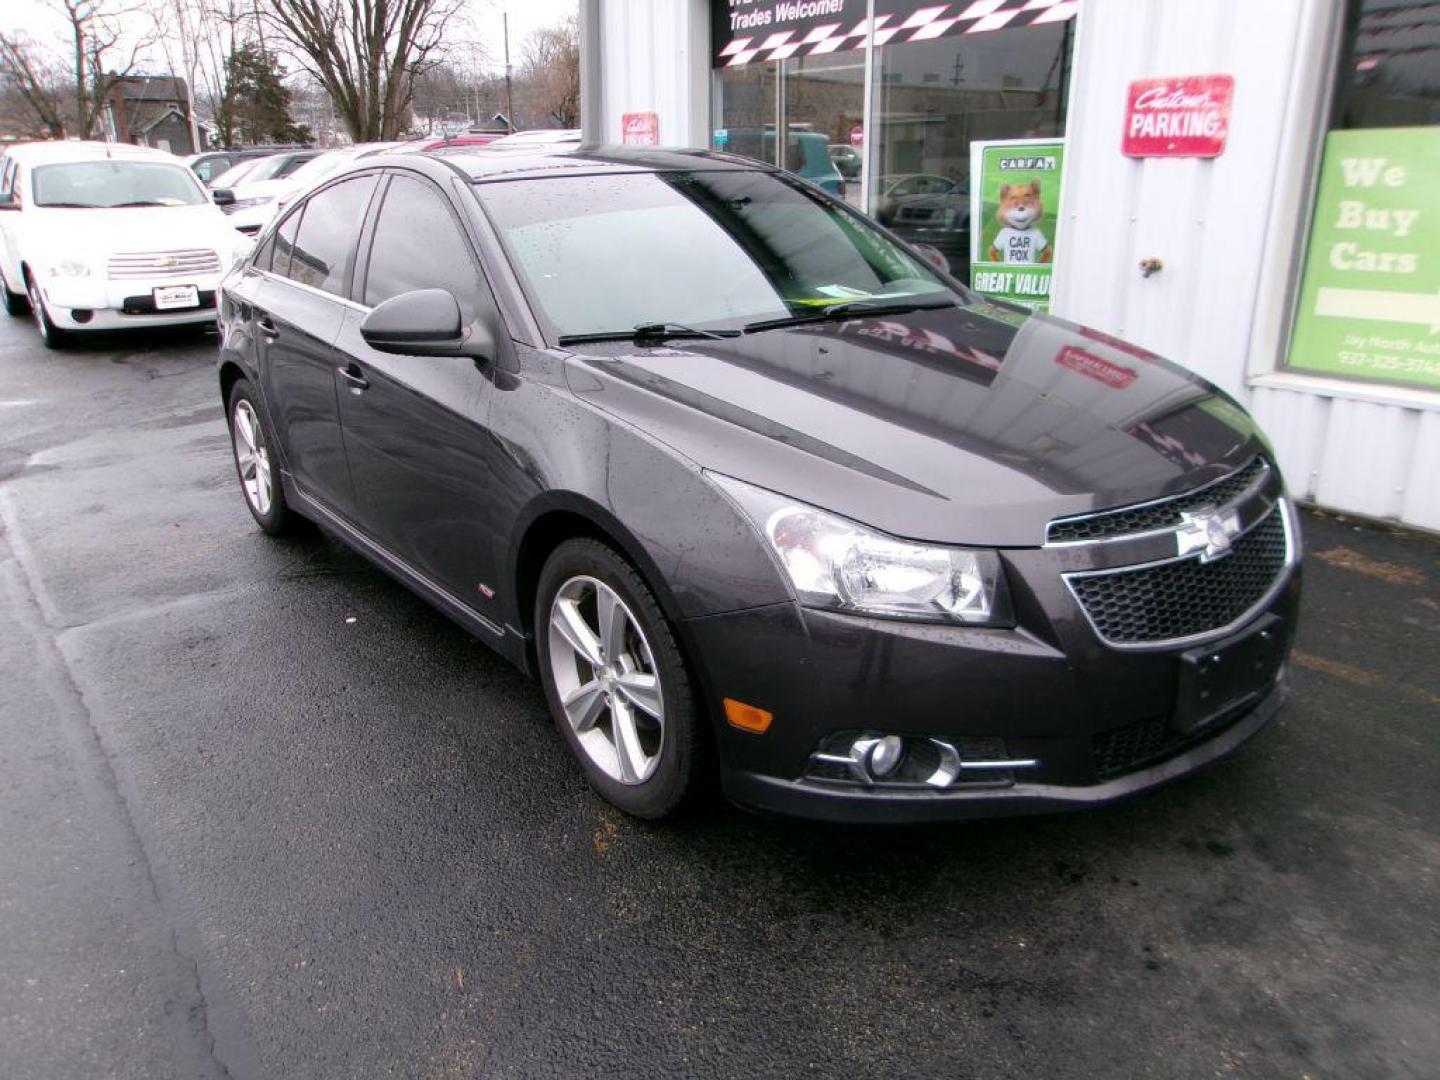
top-left (1, 543), bottom-right (248, 1078)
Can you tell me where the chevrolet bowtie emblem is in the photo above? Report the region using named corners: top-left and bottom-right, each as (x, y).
top-left (1176, 506), bottom-right (1241, 563)
top-left (159, 255), bottom-right (178, 269)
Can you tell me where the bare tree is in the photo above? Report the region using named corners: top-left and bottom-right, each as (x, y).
top-left (0, 32), bottom-right (70, 137)
top-left (49, 0), bottom-right (155, 139)
top-left (256, 0), bottom-right (460, 141)
top-left (517, 17), bottom-right (578, 129)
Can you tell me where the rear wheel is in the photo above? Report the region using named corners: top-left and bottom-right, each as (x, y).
top-left (536, 539), bottom-right (704, 819)
top-left (226, 377), bottom-right (292, 535)
top-left (24, 272), bottom-right (66, 349)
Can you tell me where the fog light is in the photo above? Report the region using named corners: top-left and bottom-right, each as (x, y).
top-left (71, 308), bottom-right (94, 324)
top-left (866, 735), bottom-right (905, 778)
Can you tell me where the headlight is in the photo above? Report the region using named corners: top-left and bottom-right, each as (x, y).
top-left (230, 196), bottom-right (274, 211)
top-left (711, 474), bottom-right (1013, 626)
top-left (45, 256), bottom-right (93, 278)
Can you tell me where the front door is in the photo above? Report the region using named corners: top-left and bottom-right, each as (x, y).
top-left (333, 173), bottom-right (506, 611)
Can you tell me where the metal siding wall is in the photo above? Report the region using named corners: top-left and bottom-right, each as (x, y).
top-left (597, 0), bottom-right (708, 145)
top-left (1057, 0), bottom-right (1440, 533)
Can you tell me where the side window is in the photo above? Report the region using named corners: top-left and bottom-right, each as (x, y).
top-left (272, 206), bottom-right (303, 277)
top-left (0, 158), bottom-right (13, 197)
top-left (363, 175), bottom-right (488, 321)
top-left (287, 175), bottom-right (378, 295)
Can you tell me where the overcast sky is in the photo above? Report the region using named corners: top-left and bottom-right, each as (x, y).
top-left (12, 0), bottom-right (577, 77)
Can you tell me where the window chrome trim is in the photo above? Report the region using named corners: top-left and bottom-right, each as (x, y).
top-left (1044, 456), bottom-right (1271, 548)
top-left (1061, 498), bottom-right (1299, 653)
top-left (255, 267), bottom-right (372, 314)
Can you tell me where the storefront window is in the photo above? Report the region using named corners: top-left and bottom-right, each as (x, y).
top-left (870, 16), bottom-right (1073, 279)
top-left (1285, 0), bottom-right (1440, 390)
top-left (711, 1), bottom-right (1076, 284)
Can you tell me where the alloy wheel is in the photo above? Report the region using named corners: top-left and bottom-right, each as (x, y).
top-left (26, 278), bottom-right (48, 343)
top-left (547, 575), bottom-right (665, 785)
top-left (231, 399), bottom-right (273, 515)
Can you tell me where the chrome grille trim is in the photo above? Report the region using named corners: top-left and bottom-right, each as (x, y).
top-left (1045, 456), bottom-right (1271, 547)
top-left (1062, 499), bottom-right (1298, 651)
top-left (107, 249), bottom-right (222, 279)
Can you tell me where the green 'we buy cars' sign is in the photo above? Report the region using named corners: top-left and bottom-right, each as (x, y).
top-left (1288, 127), bottom-right (1440, 389)
top-left (969, 138), bottom-right (1066, 314)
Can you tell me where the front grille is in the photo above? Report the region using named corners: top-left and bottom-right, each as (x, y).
top-left (1067, 505), bottom-right (1290, 646)
top-left (107, 249), bottom-right (222, 279)
top-left (1047, 457), bottom-right (1269, 543)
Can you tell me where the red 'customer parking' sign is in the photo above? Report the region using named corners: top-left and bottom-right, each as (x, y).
top-left (1122, 75), bottom-right (1234, 158)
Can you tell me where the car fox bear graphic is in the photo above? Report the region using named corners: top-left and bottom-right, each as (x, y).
top-left (988, 180), bottom-right (1051, 264)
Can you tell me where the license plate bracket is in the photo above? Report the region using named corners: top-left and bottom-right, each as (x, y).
top-left (153, 284), bottom-right (200, 311)
top-left (1174, 614), bottom-right (1285, 735)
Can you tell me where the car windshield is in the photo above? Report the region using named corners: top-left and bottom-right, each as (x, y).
top-left (31, 161), bottom-right (206, 208)
top-left (286, 152), bottom-right (346, 186)
top-left (212, 158), bottom-right (263, 188)
top-left (222, 155), bottom-right (293, 187)
top-left (476, 169), bottom-right (955, 338)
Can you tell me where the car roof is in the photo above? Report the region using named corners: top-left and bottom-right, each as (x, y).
top-left (1, 140), bottom-right (178, 166)
top-left (421, 145), bottom-right (774, 183)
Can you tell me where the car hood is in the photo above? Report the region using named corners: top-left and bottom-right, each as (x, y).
top-left (28, 204), bottom-right (247, 254)
top-left (561, 302), bottom-right (1270, 547)
top-left (229, 177), bottom-right (295, 199)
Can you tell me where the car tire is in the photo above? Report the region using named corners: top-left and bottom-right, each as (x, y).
top-left (536, 538), bottom-right (705, 819)
top-left (226, 377), bottom-right (292, 535)
top-left (0, 267), bottom-right (29, 317)
top-left (23, 272), bottom-right (66, 349)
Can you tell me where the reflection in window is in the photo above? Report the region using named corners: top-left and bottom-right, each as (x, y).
top-left (287, 175), bottom-right (378, 296)
top-left (364, 176), bottom-right (486, 321)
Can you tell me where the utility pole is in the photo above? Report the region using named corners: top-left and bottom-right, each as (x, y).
top-left (503, 10), bottom-right (514, 131)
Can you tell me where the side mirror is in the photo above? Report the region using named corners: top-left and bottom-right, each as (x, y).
top-left (0, 192), bottom-right (18, 211)
top-left (360, 288), bottom-right (495, 360)
top-left (212, 187), bottom-right (235, 206)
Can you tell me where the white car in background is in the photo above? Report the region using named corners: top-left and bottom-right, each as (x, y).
top-left (486, 129), bottom-right (582, 147)
top-left (257, 142), bottom-right (399, 227)
top-left (210, 149), bottom-right (320, 234)
top-left (0, 141), bottom-right (252, 348)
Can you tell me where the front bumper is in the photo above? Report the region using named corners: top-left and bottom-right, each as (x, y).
top-left (37, 274), bottom-right (223, 329)
top-left (682, 550), bottom-right (1300, 824)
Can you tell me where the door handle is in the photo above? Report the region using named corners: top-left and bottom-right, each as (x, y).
top-left (256, 315), bottom-right (279, 339)
top-left (338, 364), bottom-right (369, 392)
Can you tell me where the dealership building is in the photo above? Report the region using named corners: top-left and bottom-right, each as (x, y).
top-left (578, 0), bottom-right (1440, 532)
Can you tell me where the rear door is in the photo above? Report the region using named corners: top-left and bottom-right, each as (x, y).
top-left (333, 171), bottom-right (507, 608)
top-left (254, 173), bottom-right (380, 520)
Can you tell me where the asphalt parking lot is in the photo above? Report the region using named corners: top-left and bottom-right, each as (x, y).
top-left (1, 313), bottom-right (1438, 1080)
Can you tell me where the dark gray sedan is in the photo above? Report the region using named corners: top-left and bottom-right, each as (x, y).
top-left (217, 147), bottom-right (1300, 822)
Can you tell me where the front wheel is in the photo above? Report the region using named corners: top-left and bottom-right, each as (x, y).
top-left (535, 539), bottom-right (705, 819)
top-left (24, 273), bottom-right (66, 349)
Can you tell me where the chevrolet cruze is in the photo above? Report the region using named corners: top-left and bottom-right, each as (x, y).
top-left (216, 147), bottom-right (1301, 822)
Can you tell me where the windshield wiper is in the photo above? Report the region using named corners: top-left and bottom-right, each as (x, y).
top-left (557, 321), bottom-right (741, 346)
top-left (36, 202), bottom-right (102, 209)
top-left (111, 200), bottom-right (170, 207)
top-left (744, 297), bottom-right (956, 334)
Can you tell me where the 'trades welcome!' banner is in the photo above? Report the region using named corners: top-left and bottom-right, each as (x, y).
top-left (969, 138), bottom-right (1066, 314)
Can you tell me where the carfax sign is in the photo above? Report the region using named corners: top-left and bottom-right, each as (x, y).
top-left (968, 138), bottom-right (1066, 313)
top-left (1287, 127), bottom-right (1440, 390)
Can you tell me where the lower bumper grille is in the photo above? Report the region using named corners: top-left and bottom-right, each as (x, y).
top-left (1066, 504), bottom-right (1292, 647)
